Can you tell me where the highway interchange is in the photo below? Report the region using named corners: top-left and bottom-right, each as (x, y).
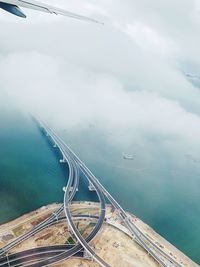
top-left (0, 120), bottom-right (184, 267)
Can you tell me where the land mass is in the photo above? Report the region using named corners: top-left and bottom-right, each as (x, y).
top-left (0, 202), bottom-right (198, 267)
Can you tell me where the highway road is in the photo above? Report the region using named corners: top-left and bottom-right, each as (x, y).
top-left (0, 119), bottom-right (184, 267)
top-left (45, 124), bottom-right (183, 267)
top-left (44, 124), bottom-right (168, 267)
top-left (42, 123), bottom-right (111, 267)
top-left (1, 122), bottom-right (108, 267)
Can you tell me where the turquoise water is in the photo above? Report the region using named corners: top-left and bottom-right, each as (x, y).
top-left (0, 113), bottom-right (66, 223)
top-left (0, 112), bottom-right (199, 264)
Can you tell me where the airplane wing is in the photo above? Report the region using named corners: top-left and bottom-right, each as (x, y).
top-left (0, 0), bottom-right (103, 24)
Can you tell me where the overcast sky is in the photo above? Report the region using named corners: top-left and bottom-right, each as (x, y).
top-left (1, 0), bottom-right (200, 159)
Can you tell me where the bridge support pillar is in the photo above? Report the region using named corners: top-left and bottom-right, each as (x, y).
top-left (88, 181), bottom-right (95, 191)
top-left (63, 187), bottom-right (67, 192)
top-left (60, 158), bottom-right (67, 163)
top-left (63, 186), bottom-right (78, 193)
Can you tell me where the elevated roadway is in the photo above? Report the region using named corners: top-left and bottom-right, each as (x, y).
top-left (45, 124), bottom-right (183, 267)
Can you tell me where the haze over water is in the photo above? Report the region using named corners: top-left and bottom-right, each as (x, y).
top-left (0, 111), bottom-right (199, 264)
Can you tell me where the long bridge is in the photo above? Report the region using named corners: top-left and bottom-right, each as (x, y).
top-left (0, 120), bottom-right (184, 267)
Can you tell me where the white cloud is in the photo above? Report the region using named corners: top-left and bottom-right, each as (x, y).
top-left (124, 22), bottom-right (177, 56)
top-left (1, 0), bottom-right (200, 159)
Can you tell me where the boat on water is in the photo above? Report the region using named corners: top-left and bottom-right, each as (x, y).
top-left (122, 153), bottom-right (135, 160)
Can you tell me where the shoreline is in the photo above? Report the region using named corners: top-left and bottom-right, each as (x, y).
top-left (0, 202), bottom-right (198, 267)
